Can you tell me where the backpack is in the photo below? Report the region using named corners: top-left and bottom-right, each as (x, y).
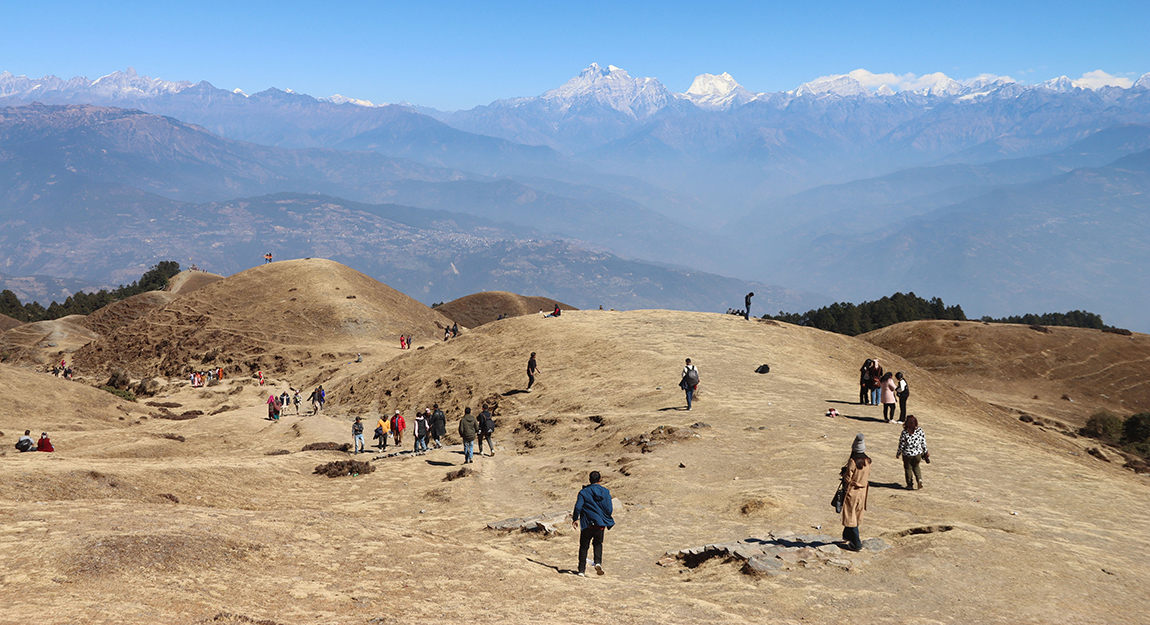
top-left (683, 366), bottom-right (699, 387)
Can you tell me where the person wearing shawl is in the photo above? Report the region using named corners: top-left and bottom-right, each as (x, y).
top-left (840, 433), bottom-right (872, 551)
top-left (896, 415), bottom-right (929, 490)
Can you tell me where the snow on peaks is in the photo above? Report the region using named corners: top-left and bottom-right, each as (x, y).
top-left (875, 84), bottom-right (896, 97)
top-left (1136, 73), bottom-right (1150, 89)
top-left (323, 94), bottom-right (380, 107)
top-left (794, 74), bottom-right (871, 97)
top-left (543, 63), bottom-right (672, 119)
top-left (90, 67), bottom-right (192, 97)
top-left (682, 72), bottom-right (756, 110)
top-left (1040, 76), bottom-right (1077, 92)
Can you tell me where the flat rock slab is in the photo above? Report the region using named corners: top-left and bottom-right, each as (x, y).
top-left (487, 510), bottom-right (571, 533)
top-left (665, 529), bottom-right (892, 577)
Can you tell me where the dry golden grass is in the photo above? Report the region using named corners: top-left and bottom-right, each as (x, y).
top-left (1, 275), bottom-right (1148, 624)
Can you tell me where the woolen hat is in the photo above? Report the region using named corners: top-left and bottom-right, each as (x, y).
top-left (852, 433), bottom-right (866, 454)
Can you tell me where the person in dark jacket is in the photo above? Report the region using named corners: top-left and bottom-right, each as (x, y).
top-left (571, 471), bottom-right (614, 576)
top-left (744, 292), bottom-right (754, 320)
top-left (458, 407), bottom-right (479, 464)
top-left (16, 430), bottom-right (35, 452)
top-left (430, 405), bottom-right (447, 448)
top-left (412, 410), bottom-right (429, 454)
top-left (477, 408), bottom-right (496, 457)
top-left (527, 352), bottom-right (539, 390)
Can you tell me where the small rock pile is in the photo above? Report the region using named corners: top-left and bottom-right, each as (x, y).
top-left (660, 530), bottom-right (890, 576)
top-left (487, 510), bottom-right (571, 536)
top-left (621, 424), bottom-right (703, 453)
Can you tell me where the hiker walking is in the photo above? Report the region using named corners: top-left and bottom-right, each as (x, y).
top-left (840, 433), bottom-right (872, 551)
top-left (430, 405), bottom-right (447, 448)
top-left (880, 372), bottom-right (898, 422)
top-left (680, 358), bottom-right (699, 410)
top-left (309, 387), bottom-right (321, 415)
top-left (267, 394), bottom-right (281, 421)
top-left (264, 252), bottom-right (272, 264)
top-left (374, 415), bottom-right (388, 450)
top-left (477, 407), bottom-right (496, 457)
top-left (352, 417), bottom-right (365, 454)
top-left (390, 410), bottom-right (406, 446)
top-left (896, 415), bottom-right (929, 490)
top-left (293, 389), bottom-right (301, 415)
top-left (571, 471), bottom-right (614, 577)
top-left (458, 407), bottom-right (478, 464)
top-left (527, 352), bottom-right (539, 390)
top-left (413, 409), bottom-right (429, 454)
top-left (744, 292), bottom-right (754, 320)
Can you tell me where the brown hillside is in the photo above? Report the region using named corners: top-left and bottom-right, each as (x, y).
top-left (82, 290), bottom-right (177, 336)
top-left (0, 312), bottom-right (23, 332)
top-left (165, 269), bottom-right (224, 295)
top-left (74, 259), bottom-right (454, 378)
top-left (0, 315), bottom-right (99, 367)
top-left (862, 320), bottom-right (1150, 427)
top-left (2, 311), bottom-right (1148, 624)
top-left (435, 290), bottom-right (576, 328)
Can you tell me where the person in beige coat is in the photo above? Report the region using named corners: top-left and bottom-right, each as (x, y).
top-left (840, 433), bottom-right (872, 551)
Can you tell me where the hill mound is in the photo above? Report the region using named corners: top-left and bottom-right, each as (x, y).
top-left (73, 259), bottom-right (453, 377)
top-left (434, 291), bottom-right (576, 327)
top-left (3, 309), bottom-right (1149, 624)
top-left (861, 320), bottom-right (1150, 426)
top-left (165, 270), bottom-right (224, 295)
top-left (0, 315), bottom-right (99, 367)
top-left (0, 312), bottom-right (22, 332)
top-left (82, 291), bottom-right (177, 336)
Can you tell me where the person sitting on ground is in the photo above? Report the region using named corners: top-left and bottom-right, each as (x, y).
top-left (36, 432), bottom-right (54, 452)
top-left (15, 430), bottom-right (35, 452)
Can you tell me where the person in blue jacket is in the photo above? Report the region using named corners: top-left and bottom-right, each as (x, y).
top-left (571, 471), bottom-right (614, 577)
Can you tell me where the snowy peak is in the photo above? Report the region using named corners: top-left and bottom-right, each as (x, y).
top-left (1133, 73), bottom-right (1150, 89)
top-left (913, 73), bottom-right (963, 97)
top-left (875, 84), bottom-right (896, 97)
top-left (794, 74), bottom-right (871, 98)
top-left (681, 72), bottom-right (756, 110)
top-left (322, 94), bottom-right (381, 107)
top-left (1040, 76), bottom-right (1078, 92)
top-left (541, 63), bottom-right (673, 119)
top-left (89, 67), bottom-right (193, 97)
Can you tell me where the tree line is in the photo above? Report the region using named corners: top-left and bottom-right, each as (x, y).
top-left (0, 262), bottom-right (180, 323)
top-left (766, 292), bottom-right (1110, 336)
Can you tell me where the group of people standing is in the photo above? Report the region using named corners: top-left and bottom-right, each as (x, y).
top-left (191, 368), bottom-right (224, 388)
top-left (859, 358), bottom-right (910, 422)
top-left (360, 405), bottom-right (496, 462)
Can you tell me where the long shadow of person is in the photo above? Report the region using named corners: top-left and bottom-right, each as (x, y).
top-left (868, 481), bottom-right (907, 490)
top-left (502, 389), bottom-right (530, 396)
top-left (839, 414), bottom-right (885, 423)
top-left (657, 406), bottom-right (690, 411)
top-left (526, 558), bottom-right (579, 576)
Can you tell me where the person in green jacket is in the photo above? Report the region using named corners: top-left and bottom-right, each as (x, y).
top-left (458, 407), bottom-right (479, 464)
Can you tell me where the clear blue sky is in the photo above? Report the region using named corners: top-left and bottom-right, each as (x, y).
top-left (3, 0), bottom-right (1147, 110)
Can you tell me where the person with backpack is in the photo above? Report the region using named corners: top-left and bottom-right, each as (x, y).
top-left (571, 471), bottom-right (614, 576)
top-left (458, 407), bottom-right (479, 464)
top-left (896, 372), bottom-right (910, 422)
top-left (477, 407), bottom-right (496, 457)
top-left (15, 430), bottom-right (35, 452)
top-left (413, 409), bottom-right (429, 454)
top-left (430, 405), bottom-right (447, 449)
top-left (374, 416), bottom-right (388, 450)
top-left (680, 358), bottom-right (699, 410)
top-left (868, 359), bottom-right (884, 406)
top-left (352, 417), bottom-right (365, 454)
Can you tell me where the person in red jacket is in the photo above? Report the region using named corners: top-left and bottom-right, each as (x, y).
top-left (390, 410), bottom-right (406, 446)
top-left (37, 433), bottom-right (54, 452)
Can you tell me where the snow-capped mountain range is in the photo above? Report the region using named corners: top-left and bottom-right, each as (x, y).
top-left (3, 65), bottom-right (1147, 119)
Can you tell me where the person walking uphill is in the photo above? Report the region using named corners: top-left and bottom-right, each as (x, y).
top-left (572, 471), bottom-right (614, 577)
top-left (744, 292), bottom-right (754, 320)
top-left (527, 352), bottom-right (539, 390)
top-left (680, 358), bottom-right (699, 410)
top-left (458, 407), bottom-right (479, 464)
top-left (896, 415), bottom-right (929, 490)
top-left (840, 433), bottom-right (872, 551)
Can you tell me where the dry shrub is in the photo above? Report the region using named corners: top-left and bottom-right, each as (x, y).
top-left (302, 442), bottom-right (351, 452)
top-left (314, 460), bottom-right (374, 478)
top-left (158, 493), bottom-right (179, 503)
top-left (443, 467), bottom-right (474, 482)
top-left (265, 449), bottom-right (290, 456)
top-left (161, 433), bottom-right (186, 442)
top-left (1103, 327), bottom-right (1133, 336)
top-left (425, 487), bottom-right (452, 502)
top-left (155, 410), bottom-right (200, 421)
top-left (69, 533), bottom-right (259, 577)
top-left (740, 499), bottom-right (767, 514)
top-left (1086, 447), bottom-right (1110, 462)
top-left (146, 401), bottom-right (182, 408)
top-left (210, 405), bottom-right (236, 415)
top-left (1028, 324), bottom-right (1050, 333)
top-left (203, 612), bottom-right (285, 625)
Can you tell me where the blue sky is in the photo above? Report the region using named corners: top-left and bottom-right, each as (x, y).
top-left (3, 0), bottom-right (1147, 109)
